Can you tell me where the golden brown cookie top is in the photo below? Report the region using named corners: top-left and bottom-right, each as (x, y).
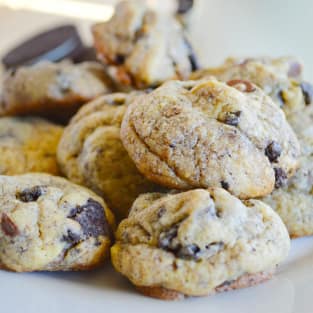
top-left (0, 61), bottom-right (113, 123)
top-left (191, 56), bottom-right (313, 117)
top-left (111, 188), bottom-right (290, 297)
top-left (57, 92), bottom-right (161, 220)
top-left (92, 0), bottom-right (198, 90)
top-left (0, 116), bottom-right (63, 175)
top-left (0, 173), bottom-right (115, 272)
top-left (121, 79), bottom-right (300, 198)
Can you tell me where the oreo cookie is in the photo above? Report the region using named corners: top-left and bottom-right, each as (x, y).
top-left (2, 25), bottom-right (96, 69)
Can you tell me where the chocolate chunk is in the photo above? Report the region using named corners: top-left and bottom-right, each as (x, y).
top-left (177, 0), bottom-right (194, 14)
top-left (157, 207), bottom-right (166, 218)
top-left (265, 141), bottom-right (282, 163)
top-left (274, 168), bottom-right (288, 188)
top-left (68, 198), bottom-right (110, 238)
top-left (300, 81), bottom-right (313, 105)
top-left (184, 38), bottom-right (199, 71)
top-left (176, 244), bottom-right (200, 260)
top-left (158, 224), bottom-right (179, 251)
top-left (17, 185), bottom-right (46, 202)
top-left (62, 229), bottom-right (81, 245)
top-left (159, 223), bottom-right (224, 261)
top-left (223, 111), bottom-right (242, 126)
top-left (188, 53), bottom-right (199, 72)
top-left (115, 54), bottom-right (125, 65)
top-left (1, 213), bottom-right (19, 237)
top-left (227, 80), bottom-right (256, 93)
top-left (277, 90), bottom-right (285, 107)
top-left (217, 280), bottom-right (233, 288)
top-left (220, 181), bottom-right (229, 190)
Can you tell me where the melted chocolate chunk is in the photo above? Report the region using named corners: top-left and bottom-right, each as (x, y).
top-left (274, 168), bottom-right (288, 188)
top-left (68, 198), bottom-right (109, 238)
top-left (265, 141), bottom-right (282, 163)
top-left (177, 0), bottom-right (194, 14)
top-left (300, 81), bottom-right (313, 105)
top-left (220, 181), bottom-right (229, 190)
top-left (1, 213), bottom-right (19, 237)
top-left (62, 229), bottom-right (81, 245)
top-left (17, 185), bottom-right (46, 202)
top-left (223, 111), bottom-right (242, 126)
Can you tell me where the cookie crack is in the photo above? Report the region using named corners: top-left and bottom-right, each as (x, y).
top-left (130, 121), bottom-right (195, 187)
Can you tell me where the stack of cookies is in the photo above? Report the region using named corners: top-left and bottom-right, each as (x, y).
top-left (0, 0), bottom-right (312, 301)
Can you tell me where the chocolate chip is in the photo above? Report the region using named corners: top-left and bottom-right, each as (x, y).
top-left (177, 0), bottom-right (194, 14)
top-left (217, 280), bottom-right (233, 288)
top-left (158, 224), bottom-right (179, 251)
top-left (227, 79), bottom-right (256, 93)
top-left (223, 111), bottom-right (242, 126)
top-left (1, 213), bottom-right (19, 237)
top-left (300, 81), bottom-right (313, 105)
top-left (68, 198), bottom-right (110, 238)
top-left (184, 38), bottom-right (199, 71)
top-left (220, 181), bottom-right (229, 190)
top-left (115, 54), bottom-right (125, 65)
top-left (265, 141), bottom-right (282, 163)
top-left (188, 53), bottom-right (199, 72)
top-left (159, 223), bottom-right (224, 261)
top-left (62, 229), bottom-right (81, 245)
top-left (274, 167), bottom-right (288, 188)
top-left (277, 90), bottom-right (285, 107)
top-left (176, 244), bottom-right (200, 260)
top-left (157, 207), bottom-right (166, 218)
top-left (16, 185), bottom-right (46, 202)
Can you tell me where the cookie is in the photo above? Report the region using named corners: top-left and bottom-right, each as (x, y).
top-left (190, 56), bottom-right (313, 117)
top-left (0, 173), bottom-right (115, 272)
top-left (57, 92), bottom-right (161, 221)
top-left (121, 79), bottom-right (300, 198)
top-left (92, 0), bottom-right (198, 90)
top-left (111, 188), bottom-right (290, 299)
top-left (0, 61), bottom-right (113, 123)
top-left (262, 105), bottom-right (313, 237)
top-left (0, 116), bottom-right (63, 175)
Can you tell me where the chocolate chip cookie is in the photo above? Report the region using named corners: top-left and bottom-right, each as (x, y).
top-left (0, 173), bottom-right (115, 272)
top-left (111, 188), bottom-right (290, 299)
top-left (262, 105), bottom-right (313, 237)
top-left (121, 79), bottom-right (300, 198)
top-left (191, 56), bottom-right (313, 117)
top-left (0, 116), bottom-right (62, 175)
top-left (0, 61), bottom-right (113, 123)
top-left (92, 0), bottom-right (198, 90)
top-left (57, 92), bottom-right (161, 221)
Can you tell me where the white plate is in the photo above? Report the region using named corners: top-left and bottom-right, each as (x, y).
top-left (1, 237), bottom-right (313, 313)
top-left (1, 1), bottom-right (313, 312)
